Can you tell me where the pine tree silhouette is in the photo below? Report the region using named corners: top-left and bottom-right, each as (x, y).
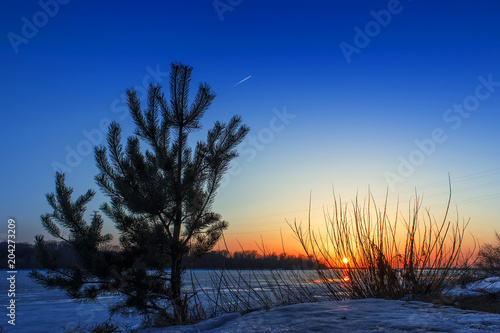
top-left (31, 62), bottom-right (249, 326)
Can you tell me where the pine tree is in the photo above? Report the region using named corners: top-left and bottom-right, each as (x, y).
top-left (31, 62), bottom-right (249, 326)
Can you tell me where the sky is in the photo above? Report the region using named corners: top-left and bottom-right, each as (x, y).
top-left (1, 0), bottom-right (499, 254)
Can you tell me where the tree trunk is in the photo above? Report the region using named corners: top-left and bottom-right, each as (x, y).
top-left (171, 123), bottom-right (185, 324)
top-left (170, 252), bottom-right (185, 324)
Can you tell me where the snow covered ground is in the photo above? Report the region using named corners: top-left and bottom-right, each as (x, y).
top-left (143, 276), bottom-right (500, 333)
top-left (3, 270), bottom-right (500, 332)
top-left (446, 276), bottom-right (500, 297)
top-left (142, 298), bottom-right (500, 332)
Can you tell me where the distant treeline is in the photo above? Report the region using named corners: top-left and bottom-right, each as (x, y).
top-left (0, 241), bottom-right (76, 269)
top-left (191, 250), bottom-right (326, 269)
top-left (0, 242), bottom-right (325, 270)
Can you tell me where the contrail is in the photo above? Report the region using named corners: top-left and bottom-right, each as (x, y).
top-left (234, 75), bottom-right (252, 87)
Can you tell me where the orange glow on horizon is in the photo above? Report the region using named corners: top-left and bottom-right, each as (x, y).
top-left (217, 221), bottom-right (479, 264)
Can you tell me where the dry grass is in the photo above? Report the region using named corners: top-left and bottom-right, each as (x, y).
top-left (289, 184), bottom-right (475, 300)
top-left (198, 269), bottom-right (334, 315)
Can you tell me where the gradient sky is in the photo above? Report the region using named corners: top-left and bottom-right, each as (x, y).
top-left (1, 0), bottom-right (499, 253)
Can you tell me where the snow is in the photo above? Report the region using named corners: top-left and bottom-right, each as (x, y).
top-left (4, 271), bottom-right (500, 332)
top-left (0, 270), bottom-right (138, 333)
top-left (446, 276), bottom-right (500, 297)
top-left (141, 276), bottom-right (500, 333)
top-left (142, 298), bottom-right (500, 333)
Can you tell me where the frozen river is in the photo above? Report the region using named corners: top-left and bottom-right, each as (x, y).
top-left (1, 269), bottom-right (137, 332)
top-left (2, 270), bottom-right (500, 332)
top-left (0, 269), bottom-right (319, 332)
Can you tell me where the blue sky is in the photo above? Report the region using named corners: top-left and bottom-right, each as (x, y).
top-left (1, 0), bottom-right (499, 251)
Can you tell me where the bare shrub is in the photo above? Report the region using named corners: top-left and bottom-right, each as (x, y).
top-left (290, 184), bottom-right (475, 300)
top-left (190, 184), bottom-right (477, 319)
top-left (476, 231), bottom-right (500, 277)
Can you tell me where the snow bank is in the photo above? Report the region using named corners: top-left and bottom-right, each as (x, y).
top-left (142, 298), bottom-right (500, 332)
top-left (446, 276), bottom-right (500, 297)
